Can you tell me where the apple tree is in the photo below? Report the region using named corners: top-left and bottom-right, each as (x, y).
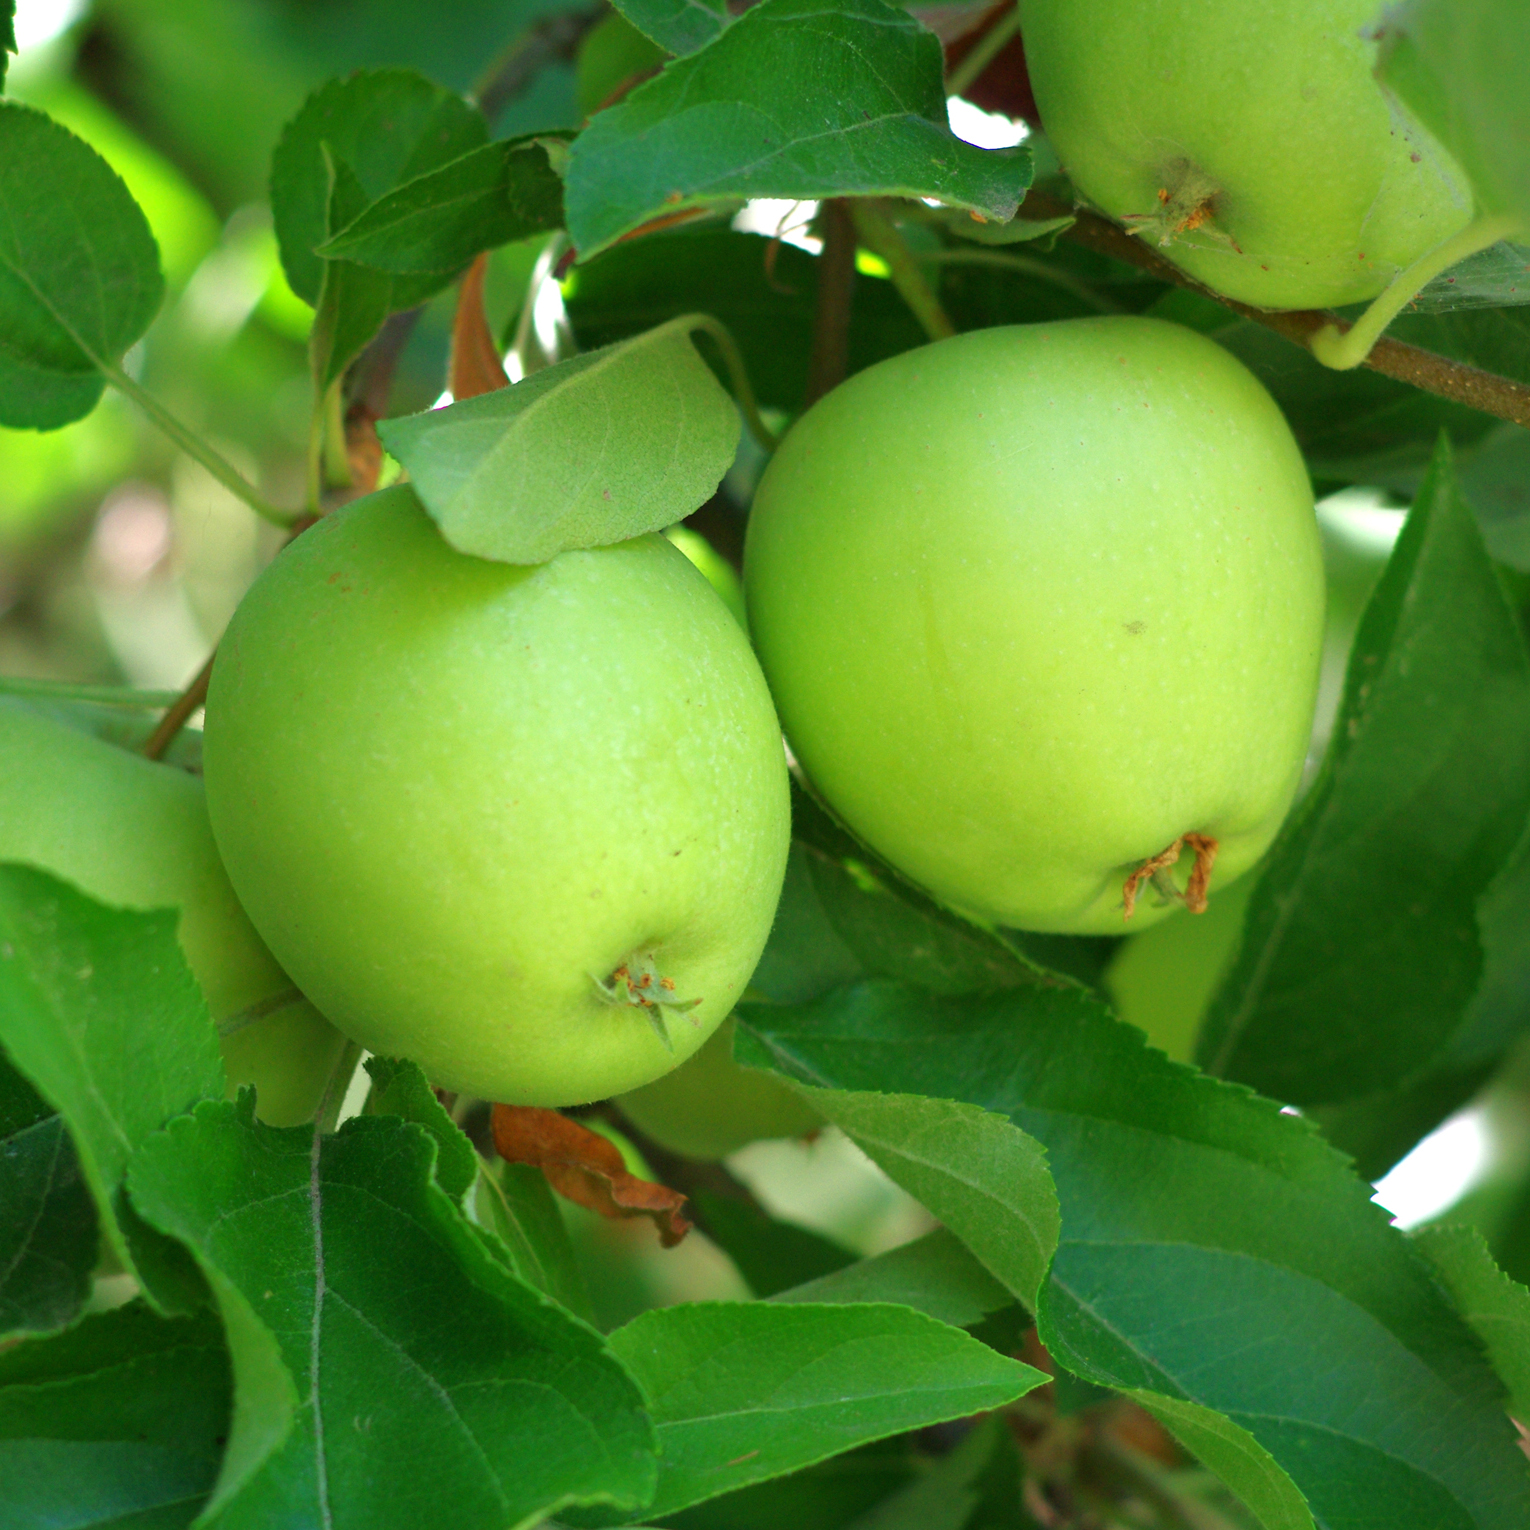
top-left (3, 0), bottom-right (1530, 1526)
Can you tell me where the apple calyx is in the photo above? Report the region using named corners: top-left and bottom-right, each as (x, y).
top-left (1122, 832), bottom-right (1220, 920)
top-left (594, 953), bottom-right (703, 1050)
top-left (1120, 159), bottom-right (1241, 253)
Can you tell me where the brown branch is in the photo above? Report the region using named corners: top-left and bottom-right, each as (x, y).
top-left (804, 199), bottom-right (858, 407)
top-left (142, 649), bottom-right (215, 762)
top-left (1022, 190), bottom-right (1530, 430)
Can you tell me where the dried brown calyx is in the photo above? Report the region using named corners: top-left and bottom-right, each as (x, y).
top-left (1121, 832), bottom-right (1219, 919)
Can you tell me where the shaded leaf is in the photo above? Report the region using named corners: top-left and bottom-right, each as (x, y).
top-left (611, 0), bottom-right (727, 56)
top-left (1414, 1222), bottom-right (1530, 1425)
top-left (580, 1301), bottom-right (1046, 1523)
top-left (0, 1301), bottom-right (232, 1530)
top-left (363, 1054), bottom-right (477, 1203)
top-left (1379, 0), bottom-right (1530, 226)
top-left (0, 101), bottom-right (163, 428)
top-left (690, 1190), bottom-right (855, 1297)
top-left (476, 1159), bottom-right (596, 1323)
top-left (841, 1414), bottom-right (1004, 1530)
top-left (0, 863), bottom-right (222, 1311)
top-left (796, 1086), bottom-right (1059, 1311)
top-left (128, 1098), bottom-right (658, 1528)
top-left (379, 315), bottom-right (739, 563)
top-left (1198, 439), bottom-right (1530, 1105)
top-left (318, 135), bottom-right (565, 274)
top-left (0, 1051), bottom-right (95, 1338)
top-left (564, 0), bottom-right (1031, 258)
top-left (740, 981), bottom-right (1530, 1529)
top-left (493, 1103), bottom-right (692, 1247)
top-left (770, 1227), bottom-right (1013, 1330)
top-left (270, 68), bottom-right (486, 307)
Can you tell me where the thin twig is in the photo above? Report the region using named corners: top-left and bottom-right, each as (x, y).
top-left (804, 199), bottom-right (857, 406)
top-left (473, 8), bottom-right (604, 124)
top-left (850, 200), bottom-right (956, 342)
top-left (688, 314), bottom-right (780, 451)
top-left (1021, 190), bottom-right (1530, 429)
top-left (141, 650), bottom-right (215, 761)
top-left (945, 2), bottom-right (1022, 99)
top-left (100, 361), bottom-right (299, 527)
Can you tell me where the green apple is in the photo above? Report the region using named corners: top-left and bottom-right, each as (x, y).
top-left (744, 318), bottom-right (1325, 935)
top-left (1017, 0), bottom-right (1474, 310)
top-left (0, 699), bottom-right (346, 1126)
top-left (202, 485), bottom-right (791, 1107)
top-left (617, 1016), bottom-right (823, 1159)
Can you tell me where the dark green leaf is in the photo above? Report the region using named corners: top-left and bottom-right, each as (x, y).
top-left (581, 1301), bottom-right (1045, 1523)
top-left (308, 149), bottom-right (396, 394)
top-left (740, 981), bottom-right (1530, 1529)
top-left (127, 1098), bottom-right (657, 1528)
top-left (477, 1160), bottom-right (595, 1323)
top-left (0, 864), bottom-right (223, 1311)
top-left (1414, 1222), bottom-right (1530, 1424)
top-left (563, 0), bottom-right (1031, 258)
top-left (611, 0), bottom-right (727, 56)
top-left (793, 1087), bottom-right (1059, 1311)
top-left (564, 226), bottom-right (927, 414)
top-left (269, 68), bottom-right (486, 307)
top-left (362, 1055), bottom-right (477, 1203)
top-left (0, 1051), bottom-right (95, 1339)
top-left (0, 102), bottom-right (163, 429)
top-left (0, 1301), bottom-right (233, 1530)
top-left (1198, 440), bottom-right (1530, 1105)
top-left (691, 1190), bottom-right (857, 1298)
top-left (378, 317), bottom-right (739, 562)
top-left (840, 1414), bottom-right (1005, 1530)
top-left (770, 1228), bottom-right (1013, 1330)
top-left (1378, 0), bottom-right (1530, 225)
top-left (318, 136), bottom-right (564, 273)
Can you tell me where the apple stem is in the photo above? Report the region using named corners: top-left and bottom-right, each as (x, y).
top-left (684, 314), bottom-right (781, 452)
top-left (849, 200), bottom-right (957, 344)
top-left (141, 648), bottom-right (215, 761)
top-left (1122, 833), bottom-right (1220, 919)
top-left (1310, 212), bottom-right (1525, 371)
top-left (99, 360), bottom-right (300, 528)
top-left (315, 1039), bottom-right (364, 1135)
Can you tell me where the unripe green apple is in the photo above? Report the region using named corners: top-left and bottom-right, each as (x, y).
top-left (617, 1017), bottom-right (823, 1159)
top-left (744, 318), bottom-right (1324, 936)
top-left (203, 485), bottom-right (791, 1107)
top-left (0, 699), bottom-right (346, 1126)
top-left (1017, 0), bottom-right (1473, 310)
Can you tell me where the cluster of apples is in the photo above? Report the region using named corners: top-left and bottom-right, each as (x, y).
top-left (6, 0), bottom-right (1482, 1157)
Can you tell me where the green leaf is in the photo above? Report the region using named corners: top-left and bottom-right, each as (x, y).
top-left (840, 1414), bottom-right (1005, 1530)
top-left (0, 101), bottom-right (163, 429)
top-left (127, 1098), bottom-right (657, 1528)
top-left (793, 1087), bottom-right (1059, 1312)
top-left (1124, 1394), bottom-right (1316, 1530)
top-left (0, 1051), bottom-right (95, 1338)
top-left (1378, 0), bottom-right (1530, 226)
top-left (1198, 439), bottom-right (1530, 1105)
top-left (308, 149), bottom-right (397, 396)
top-left (317, 136), bottom-right (565, 274)
top-left (476, 1160), bottom-right (595, 1323)
top-left (770, 1228), bottom-right (1013, 1330)
top-left (269, 68), bottom-right (487, 308)
top-left (740, 981), bottom-right (1530, 1530)
top-left (584, 1301), bottom-right (1045, 1523)
top-left (691, 1190), bottom-right (857, 1298)
top-left (362, 1055), bottom-right (477, 1203)
top-left (0, 863), bottom-right (223, 1311)
top-left (563, 0), bottom-right (1032, 258)
top-left (611, 0), bottom-right (727, 56)
top-left (1414, 1223), bottom-right (1530, 1424)
top-left (378, 316), bottom-right (740, 563)
top-left (0, 1301), bottom-right (233, 1530)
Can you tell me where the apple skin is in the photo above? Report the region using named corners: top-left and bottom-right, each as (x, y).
top-left (202, 485), bottom-right (791, 1107)
top-left (744, 318), bottom-right (1324, 936)
top-left (1017, 0), bottom-right (1473, 310)
top-left (0, 699), bottom-right (346, 1126)
top-left (616, 1016), bottom-right (822, 1160)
